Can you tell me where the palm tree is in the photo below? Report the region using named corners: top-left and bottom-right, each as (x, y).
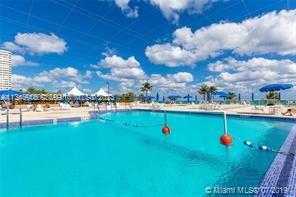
top-left (198, 85), bottom-right (209, 102)
top-left (266, 91), bottom-right (278, 99)
top-left (209, 86), bottom-right (217, 102)
top-left (140, 82), bottom-right (152, 97)
top-left (227, 92), bottom-right (236, 100)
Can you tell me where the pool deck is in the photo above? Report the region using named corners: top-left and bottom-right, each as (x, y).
top-left (1, 105), bottom-right (296, 196)
top-left (1, 104), bottom-right (296, 126)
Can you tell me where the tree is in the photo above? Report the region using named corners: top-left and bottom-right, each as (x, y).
top-left (198, 85), bottom-right (209, 101)
top-left (209, 86), bottom-right (217, 102)
top-left (120, 92), bottom-right (136, 102)
top-left (25, 87), bottom-right (49, 94)
top-left (140, 82), bottom-right (152, 96)
top-left (266, 91), bottom-right (278, 99)
top-left (227, 92), bottom-right (236, 100)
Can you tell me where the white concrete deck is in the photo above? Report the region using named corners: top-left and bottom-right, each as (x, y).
top-left (1, 103), bottom-right (295, 124)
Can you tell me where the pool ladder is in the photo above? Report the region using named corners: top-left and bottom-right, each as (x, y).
top-left (5, 106), bottom-right (23, 130)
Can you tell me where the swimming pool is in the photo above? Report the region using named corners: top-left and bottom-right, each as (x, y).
top-left (0, 110), bottom-right (294, 196)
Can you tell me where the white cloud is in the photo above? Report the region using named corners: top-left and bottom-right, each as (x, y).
top-left (12, 67), bottom-right (88, 90)
top-left (149, 72), bottom-right (194, 94)
top-left (146, 10), bottom-right (296, 67)
top-left (115, 0), bottom-right (139, 18)
top-left (11, 54), bottom-right (39, 67)
top-left (85, 70), bottom-right (93, 78)
top-left (149, 0), bottom-right (215, 23)
top-left (101, 46), bottom-right (117, 57)
top-left (168, 72), bottom-right (194, 83)
top-left (97, 55), bottom-right (147, 80)
top-left (145, 44), bottom-right (199, 67)
top-left (95, 55), bottom-right (194, 94)
top-left (3, 42), bottom-right (25, 54)
top-left (3, 32), bottom-right (67, 55)
top-left (205, 57), bottom-right (296, 93)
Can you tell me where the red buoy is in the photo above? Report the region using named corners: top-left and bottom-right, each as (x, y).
top-left (220, 134), bottom-right (232, 146)
top-left (162, 126), bottom-right (170, 135)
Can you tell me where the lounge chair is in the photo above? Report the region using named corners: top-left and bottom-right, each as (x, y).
top-left (252, 105), bottom-right (264, 112)
top-left (26, 105), bottom-right (33, 111)
top-left (213, 103), bottom-right (221, 110)
top-left (152, 103), bottom-right (162, 110)
top-left (282, 109), bottom-right (293, 116)
top-left (63, 103), bottom-right (71, 110)
top-left (35, 104), bottom-right (43, 112)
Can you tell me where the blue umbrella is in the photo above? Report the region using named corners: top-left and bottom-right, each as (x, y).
top-left (183, 94), bottom-right (192, 103)
top-left (207, 91), bottom-right (211, 102)
top-left (259, 84), bottom-right (293, 92)
top-left (215, 91), bottom-right (229, 98)
top-left (168, 95), bottom-right (181, 100)
top-left (251, 92), bottom-right (254, 101)
top-left (195, 95), bottom-right (198, 103)
top-left (238, 93), bottom-right (241, 101)
top-left (278, 92), bottom-right (281, 100)
top-left (156, 92), bottom-right (159, 102)
top-left (162, 96), bottom-right (165, 103)
top-left (0, 90), bottom-right (22, 96)
top-left (0, 90), bottom-right (22, 100)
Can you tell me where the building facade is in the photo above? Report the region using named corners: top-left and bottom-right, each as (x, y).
top-left (0, 50), bottom-right (12, 90)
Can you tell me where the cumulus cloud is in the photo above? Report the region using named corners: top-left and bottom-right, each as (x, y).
top-left (12, 67), bottom-right (89, 90)
top-left (97, 55), bottom-right (147, 80)
top-left (149, 0), bottom-right (215, 23)
top-left (3, 32), bottom-right (67, 55)
top-left (168, 72), bottom-right (194, 83)
top-left (94, 55), bottom-right (194, 94)
top-left (146, 10), bottom-right (296, 67)
top-left (85, 70), bottom-right (93, 78)
top-left (205, 57), bottom-right (296, 93)
top-left (2, 42), bottom-right (25, 54)
top-left (112, 71), bottom-right (194, 94)
top-left (115, 0), bottom-right (139, 18)
top-left (150, 72), bottom-right (194, 91)
top-left (11, 54), bottom-right (39, 67)
top-left (145, 44), bottom-right (199, 67)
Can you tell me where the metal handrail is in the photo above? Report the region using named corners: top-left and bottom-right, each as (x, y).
top-left (4, 107), bottom-right (23, 130)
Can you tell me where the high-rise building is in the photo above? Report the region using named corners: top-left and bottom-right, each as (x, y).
top-left (0, 50), bottom-right (12, 90)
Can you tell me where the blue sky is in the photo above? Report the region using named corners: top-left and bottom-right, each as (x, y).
top-left (1, 0), bottom-right (296, 99)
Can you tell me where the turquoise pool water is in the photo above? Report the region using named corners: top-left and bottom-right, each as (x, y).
top-left (0, 111), bottom-right (294, 196)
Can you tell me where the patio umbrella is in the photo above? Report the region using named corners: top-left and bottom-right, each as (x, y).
top-left (195, 95), bottom-right (198, 103)
top-left (238, 93), bottom-right (241, 101)
top-left (259, 84), bottom-right (293, 92)
top-left (0, 90), bottom-right (22, 96)
top-left (215, 91), bottom-right (229, 98)
top-left (156, 92), bottom-right (159, 102)
top-left (183, 94), bottom-right (192, 103)
top-left (207, 92), bottom-right (211, 102)
top-left (260, 83), bottom-right (293, 101)
top-left (0, 90), bottom-right (22, 100)
top-left (168, 95), bottom-right (181, 100)
top-left (162, 96), bottom-right (165, 103)
top-left (251, 92), bottom-right (254, 101)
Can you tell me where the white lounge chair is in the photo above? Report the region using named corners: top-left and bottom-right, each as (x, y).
top-left (63, 103), bottom-right (71, 110)
top-left (213, 103), bottom-right (222, 110)
top-left (35, 104), bottom-right (43, 112)
top-left (252, 105), bottom-right (264, 112)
